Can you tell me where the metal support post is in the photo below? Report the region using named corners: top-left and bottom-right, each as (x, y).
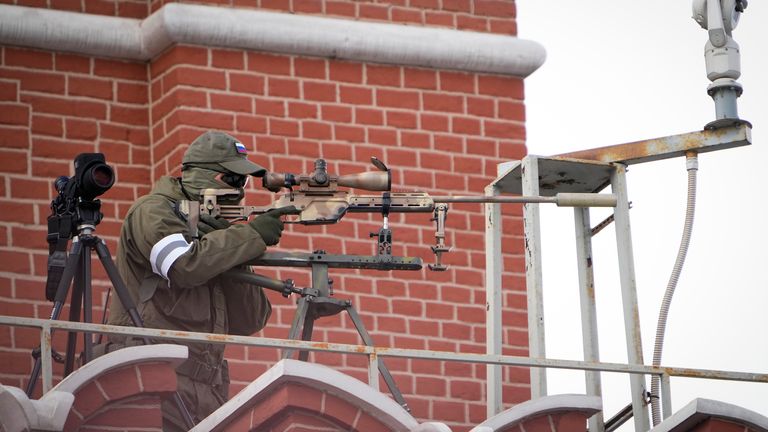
top-left (660, 373), bottom-right (672, 420)
top-left (40, 323), bottom-right (52, 393)
top-left (610, 164), bottom-right (650, 431)
top-left (485, 182), bottom-right (503, 416)
top-left (522, 155), bottom-right (547, 398)
top-left (574, 207), bottom-right (605, 432)
top-left (368, 352), bottom-right (380, 391)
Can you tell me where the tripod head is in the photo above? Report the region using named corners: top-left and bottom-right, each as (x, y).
top-left (45, 153), bottom-right (115, 301)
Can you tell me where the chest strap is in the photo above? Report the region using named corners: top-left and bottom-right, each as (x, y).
top-left (176, 357), bottom-right (229, 385)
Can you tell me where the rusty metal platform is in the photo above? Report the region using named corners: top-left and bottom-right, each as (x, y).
top-left (494, 157), bottom-right (614, 196)
top-left (492, 123), bottom-right (752, 196)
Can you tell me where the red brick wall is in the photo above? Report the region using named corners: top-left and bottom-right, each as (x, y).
top-left (0, 0), bottom-right (148, 18)
top-left (690, 418), bottom-right (761, 432)
top-left (0, 1), bottom-right (528, 430)
top-left (63, 360), bottom-right (177, 431)
top-left (0, 45), bottom-right (150, 395)
top-left (223, 383), bottom-right (395, 431)
top-left (501, 412), bottom-right (589, 432)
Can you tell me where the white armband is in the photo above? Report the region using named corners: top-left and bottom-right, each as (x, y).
top-left (150, 233), bottom-right (192, 280)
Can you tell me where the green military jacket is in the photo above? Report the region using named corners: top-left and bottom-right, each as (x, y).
top-left (108, 176), bottom-right (271, 364)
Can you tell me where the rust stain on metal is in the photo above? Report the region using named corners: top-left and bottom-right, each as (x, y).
top-left (586, 283), bottom-right (595, 301)
top-left (664, 368), bottom-right (711, 379)
top-left (660, 367), bottom-right (768, 382)
top-left (554, 125), bottom-right (750, 165)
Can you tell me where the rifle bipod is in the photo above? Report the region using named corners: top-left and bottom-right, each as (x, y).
top-left (285, 291), bottom-right (410, 412)
top-left (231, 250), bottom-right (422, 412)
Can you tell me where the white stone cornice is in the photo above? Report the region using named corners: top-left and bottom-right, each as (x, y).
top-left (0, 3), bottom-right (546, 77)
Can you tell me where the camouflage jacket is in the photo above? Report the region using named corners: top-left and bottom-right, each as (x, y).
top-left (108, 176), bottom-right (272, 367)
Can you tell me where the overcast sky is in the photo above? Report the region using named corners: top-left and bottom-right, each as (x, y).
top-left (517, 0), bottom-right (767, 425)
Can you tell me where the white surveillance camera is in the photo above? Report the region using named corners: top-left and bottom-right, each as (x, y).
top-left (692, 0), bottom-right (747, 35)
top-left (692, 0), bottom-right (748, 123)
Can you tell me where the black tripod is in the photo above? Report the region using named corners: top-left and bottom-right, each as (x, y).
top-left (25, 221), bottom-right (195, 429)
top-left (26, 223), bottom-right (142, 390)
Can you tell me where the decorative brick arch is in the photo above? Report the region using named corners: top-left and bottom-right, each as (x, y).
top-left (469, 394), bottom-right (602, 432)
top-left (192, 359), bottom-right (451, 432)
top-left (651, 398), bottom-right (768, 432)
top-left (45, 344), bottom-right (187, 431)
top-left (223, 383), bottom-right (404, 431)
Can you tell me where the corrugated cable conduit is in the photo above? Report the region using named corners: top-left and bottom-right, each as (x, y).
top-left (650, 153), bottom-right (699, 425)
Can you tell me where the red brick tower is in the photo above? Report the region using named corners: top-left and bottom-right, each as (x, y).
top-left (0, 1), bottom-right (545, 430)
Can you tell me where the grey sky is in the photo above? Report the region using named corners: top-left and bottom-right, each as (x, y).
top-left (517, 0), bottom-right (767, 423)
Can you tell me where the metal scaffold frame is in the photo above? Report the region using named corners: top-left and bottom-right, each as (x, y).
top-left (484, 123), bottom-right (752, 431)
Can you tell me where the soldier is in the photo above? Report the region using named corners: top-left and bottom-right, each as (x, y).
top-left (106, 131), bottom-right (293, 430)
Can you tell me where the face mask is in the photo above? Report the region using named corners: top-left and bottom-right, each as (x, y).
top-left (182, 166), bottom-right (245, 204)
top-left (216, 172), bottom-right (249, 189)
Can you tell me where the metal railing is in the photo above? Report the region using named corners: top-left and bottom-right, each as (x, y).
top-left (3, 314), bottom-right (767, 424)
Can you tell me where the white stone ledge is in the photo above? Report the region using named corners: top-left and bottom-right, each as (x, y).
top-left (0, 3), bottom-right (546, 77)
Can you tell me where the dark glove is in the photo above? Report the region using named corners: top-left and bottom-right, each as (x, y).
top-left (249, 206), bottom-right (298, 246)
top-left (197, 214), bottom-right (231, 236)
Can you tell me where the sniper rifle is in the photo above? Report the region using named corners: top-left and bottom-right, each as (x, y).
top-left (180, 158), bottom-right (617, 271)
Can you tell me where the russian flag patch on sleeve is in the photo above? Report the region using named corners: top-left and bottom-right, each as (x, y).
top-left (234, 141), bottom-right (248, 154)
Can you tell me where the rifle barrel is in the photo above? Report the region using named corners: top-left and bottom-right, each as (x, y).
top-left (432, 193), bottom-right (617, 208)
top-left (432, 196), bottom-right (555, 204)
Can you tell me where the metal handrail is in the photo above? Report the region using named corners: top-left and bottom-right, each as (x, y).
top-left (3, 314), bottom-right (767, 400)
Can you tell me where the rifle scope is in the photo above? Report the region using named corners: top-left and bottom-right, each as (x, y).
top-left (263, 158), bottom-right (391, 193)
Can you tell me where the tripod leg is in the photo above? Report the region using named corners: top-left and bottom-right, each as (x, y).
top-left (346, 305), bottom-right (410, 412)
top-left (298, 305), bottom-right (317, 362)
top-left (81, 243), bottom-right (93, 365)
top-left (49, 241), bottom-right (84, 319)
top-left (64, 256), bottom-right (84, 376)
top-left (283, 297), bottom-right (310, 360)
top-left (26, 241), bottom-right (83, 396)
top-left (25, 359), bottom-right (42, 397)
top-left (94, 240), bottom-right (147, 341)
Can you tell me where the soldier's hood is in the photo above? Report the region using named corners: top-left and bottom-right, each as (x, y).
top-left (151, 176), bottom-right (187, 201)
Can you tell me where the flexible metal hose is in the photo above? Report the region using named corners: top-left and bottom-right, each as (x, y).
top-left (650, 153), bottom-right (698, 425)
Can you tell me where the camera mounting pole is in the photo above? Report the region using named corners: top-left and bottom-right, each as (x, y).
top-left (692, 0), bottom-right (748, 127)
